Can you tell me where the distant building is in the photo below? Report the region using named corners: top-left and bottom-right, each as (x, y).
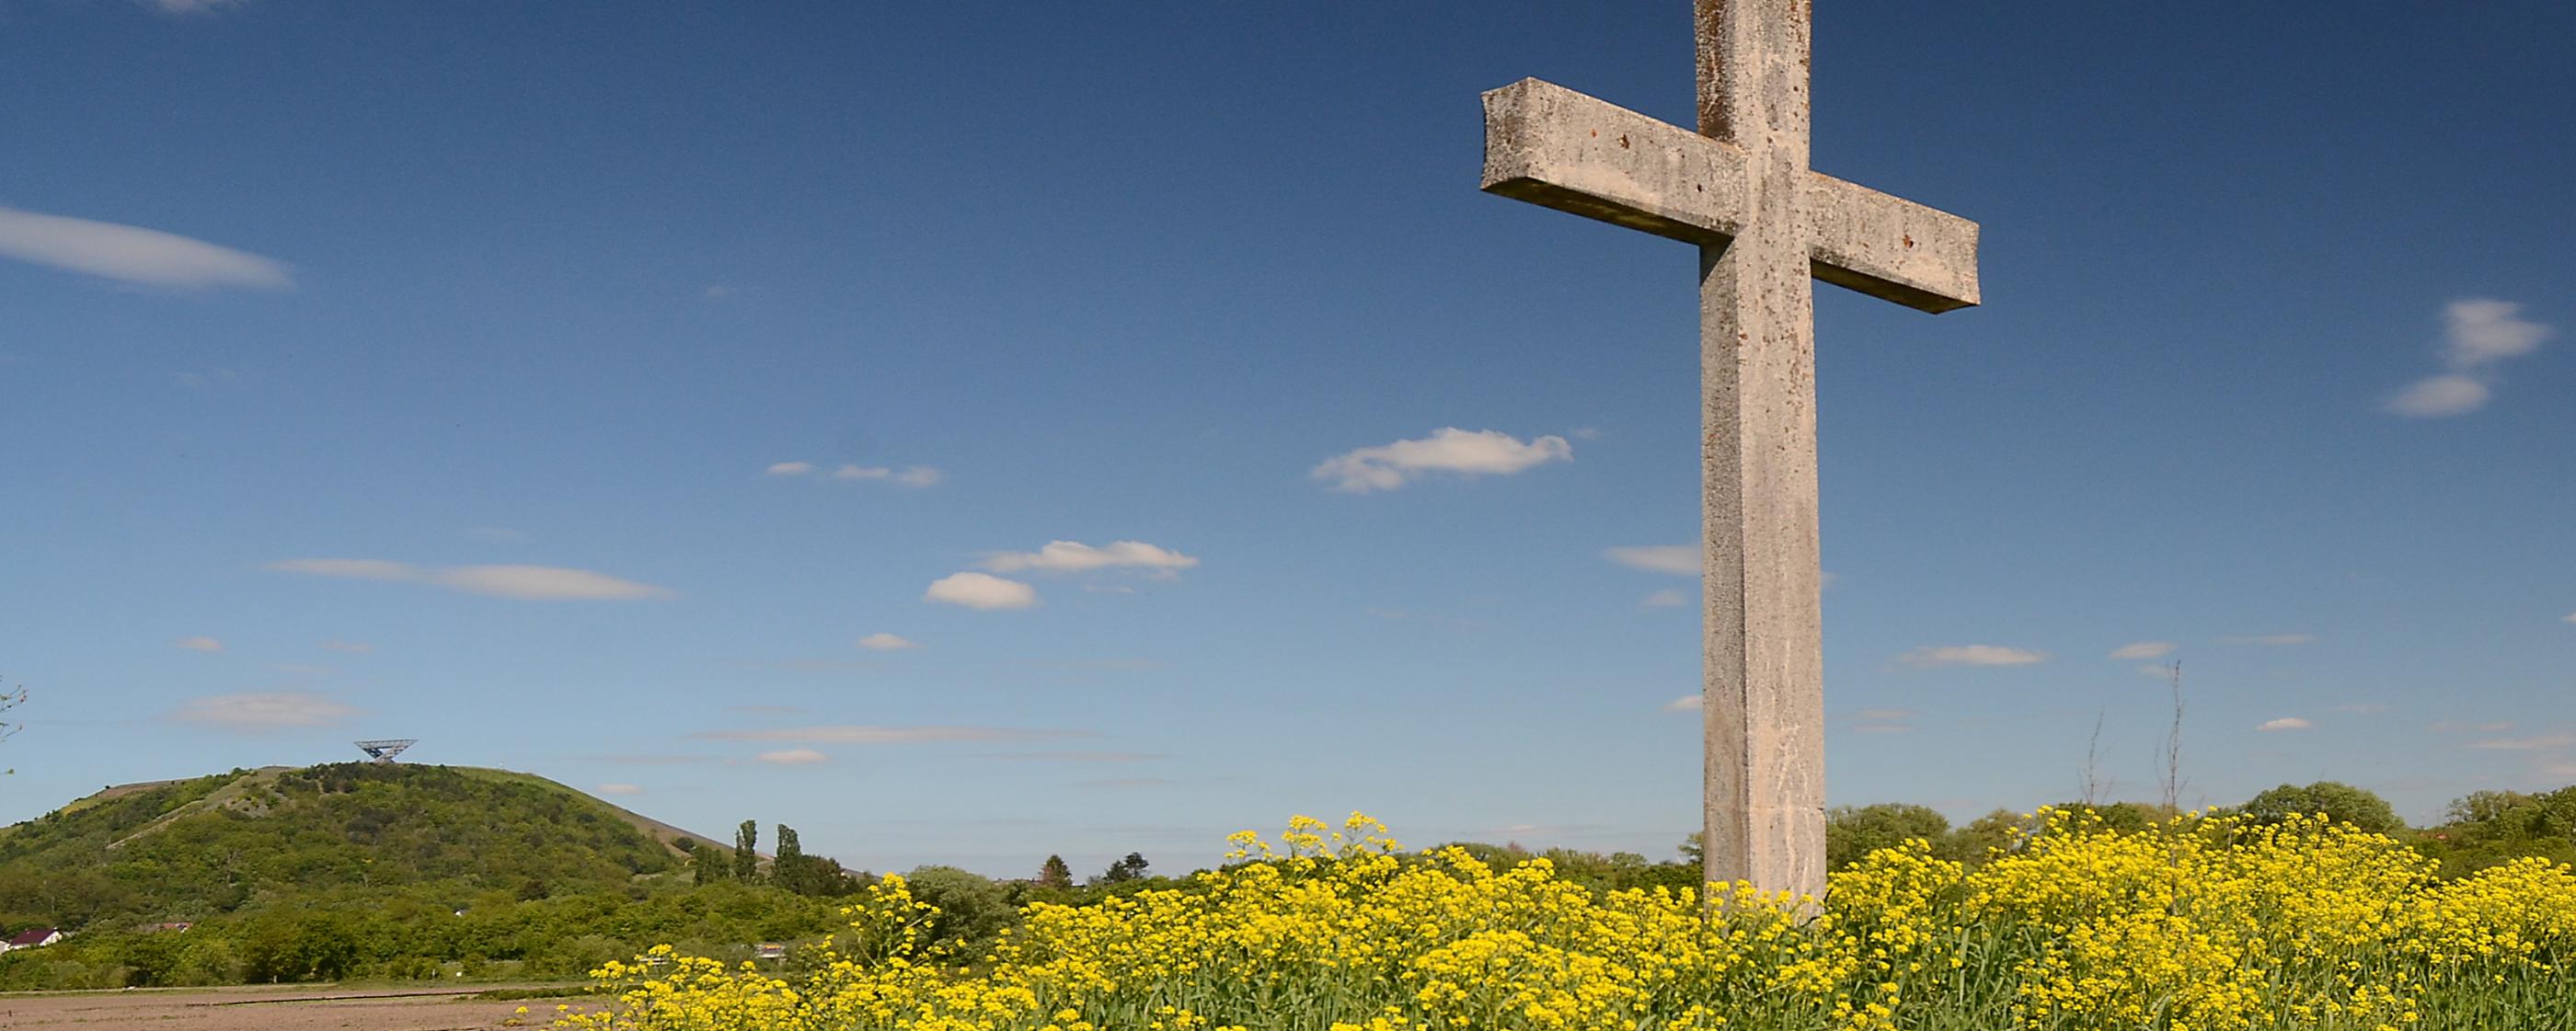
top-left (2, 928), bottom-right (63, 952)
top-left (754, 943), bottom-right (788, 961)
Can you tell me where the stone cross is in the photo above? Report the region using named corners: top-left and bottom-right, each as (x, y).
top-left (1480, 1), bottom-right (1980, 902)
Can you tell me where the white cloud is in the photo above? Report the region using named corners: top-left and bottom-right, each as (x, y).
top-left (266, 558), bottom-right (415, 581)
top-left (981, 540), bottom-right (1199, 576)
top-left (596, 783), bottom-right (644, 796)
top-left (2384, 299), bottom-right (2552, 418)
top-left (174, 636), bottom-right (224, 653)
top-left (432, 565), bottom-right (675, 601)
top-left (857, 632), bottom-right (919, 651)
top-left (2110, 641), bottom-right (2174, 660)
top-left (1663, 694), bottom-right (1702, 713)
top-left (705, 285), bottom-right (736, 300)
top-left (147, 0), bottom-right (252, 13)
top-left (2563, 613), bottom-right (2576, 624)
top-left (264, 558), bottom-right (675, 601)
top-left (2257, 717), bottom-right (2314, 732)
top-left (2218, 634), bottom-right (2317, 646)
top-left (1853, 708), bottom-right (1919, 721)
top-left (1604, 545), bottom-right (1697, 576)
top-left (0, 206), bottom-right (291, 289)
top-left (2468, 733), bottom-right (2576, 751)
top-left (2443, 299), bottom-right (2551, 369)
top-left (756, 749), bottom-right (829, 765)
top-left (1312, 428), bottom-right (1571, 493)
top-left (170, 691), bottom-right (358, 728)
top-left (766, 461), bottom-right (815, 476)
top-left (1897, 645), bottom-right (2045, 669)
top-left (829, 464), bottom-right (944, 487)
top-left (319, 639), bottom-right (375, 654)
top-left (925, 571), bottom-right (1039, 610)
top-left (2386, 374), bottom-right (2490, 418)
top-left (701, 725), bottom-right (1075, 744)
top-left (1640, 588), bottom-right (1690, 608)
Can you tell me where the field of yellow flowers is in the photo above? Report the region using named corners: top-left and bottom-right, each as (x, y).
top-left (558, 811), bottom-right (2575, 1031)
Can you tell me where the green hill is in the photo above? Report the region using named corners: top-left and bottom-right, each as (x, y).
top-left (0, 762), bottom-right (725, 931)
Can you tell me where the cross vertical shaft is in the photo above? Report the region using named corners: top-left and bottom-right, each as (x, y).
top-left (1696, 0), bottom-right (1825, 902)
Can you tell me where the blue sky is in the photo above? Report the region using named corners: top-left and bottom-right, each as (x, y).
top-left (2, 2), bottom-right (2570, 878)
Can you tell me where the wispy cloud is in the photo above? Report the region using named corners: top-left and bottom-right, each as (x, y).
top-left (2385, 299), bottom-right (2552, 418)
top-left (1313, 428), bottom-right (1571, 493)
top-left (2218, 634), bottom-right (2317, 647)
top-left (1663, 694), bottom-right (1702, 713)
top-left (857, 633), bottom-right (919, 651)
top-left (264, 558), bottom-right (676, 601)
top-left (925, 571), bottom-right (1038, 610)
top-left (2430, 720), bottom-right (2513, 734)
top-left (2563, 613), bottom-right (2576, 625)
top-left (2332, 702), bottom-right (2391, 715)
top-left (2257, 717), bottom-right (2314, 732)
top-left (980, 541), bottom-right (1199, 577)
top-left (1640, 588), bottom-right (1690, 608)
top-left (174, 636), bottom-right (224, 653)
top-left (2386, 374), bottom-right (2490, 418)
top-left (1845, 708), bottom-right (1920, 734)
top-left (0, 206), bottom-right (292, 289)
top-left (980, 751), bottom-right (1164, 763)
top-left (2110, 641), bottom-right (2174, 659)
top-left (596, 783), bottom-right (644, 796)
top-left (756, 749), bottom-right (829, 765)
top-left (767, 461), bottom-right (943, 487)
top-left (1605, 545), bottom-right (1696, 576)
top-left (694, 725), bottom-right (1083, 745)
top-left (2468, 732), bottom-right (2576, 751)
top-left (170, 691), bottom-right (358, 728)
top-left (1897, 645), bottom-right (2045, 669)
top-left (319, 639), bottom-right (375, 653)
top-left (146, 0), bottom-right (253, 13)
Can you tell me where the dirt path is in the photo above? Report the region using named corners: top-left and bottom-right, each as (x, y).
top-left (0, 984), bottom-right (594, 1030)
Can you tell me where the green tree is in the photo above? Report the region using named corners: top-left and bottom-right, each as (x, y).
top-left (1094, 853), bottom-right (1150, 885)
top-left (1943, 808), bottom-right (2031, 864)
top-left (691, 842), bottom-right (728, 885)
top-left (902, 866), bottom-right (1015, 953)
top-left (773, 824), bottom-right (805, 893)
top-left (2237, 782), bottom-right (2406, 836)
top-left (1825, 804), bottom-right (1951, 872)
top-left (1037, 854), bottom-right (1072, 888)
top-left (733, 819), bottom-right (760, 883)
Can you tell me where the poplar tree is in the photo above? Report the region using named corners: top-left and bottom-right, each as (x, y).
top-left (733, 819), bottom-right (760, 882)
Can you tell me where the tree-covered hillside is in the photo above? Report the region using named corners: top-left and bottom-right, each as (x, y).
top-left (0, 762), bottom-right (692, 931)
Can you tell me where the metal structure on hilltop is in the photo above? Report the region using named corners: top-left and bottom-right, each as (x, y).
top-left (354, 739), bottom-right (418, 764)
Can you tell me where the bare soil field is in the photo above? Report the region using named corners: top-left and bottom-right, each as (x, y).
top-left (0, 984), bottom-right (591, 1030)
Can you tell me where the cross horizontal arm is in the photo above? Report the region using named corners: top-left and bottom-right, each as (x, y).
top-left (1480, 78), bottom-right (1980, 314)
top-left (1482, 78), bottom-right (1747, 247)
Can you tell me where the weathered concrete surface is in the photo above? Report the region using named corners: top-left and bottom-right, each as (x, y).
top-left (1478, 0), bottom-right (1981, 905)
top-left (1696, 0), bottom-right (1826, 906)
top-left (1481, 79), bottom-right (1979, 314)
